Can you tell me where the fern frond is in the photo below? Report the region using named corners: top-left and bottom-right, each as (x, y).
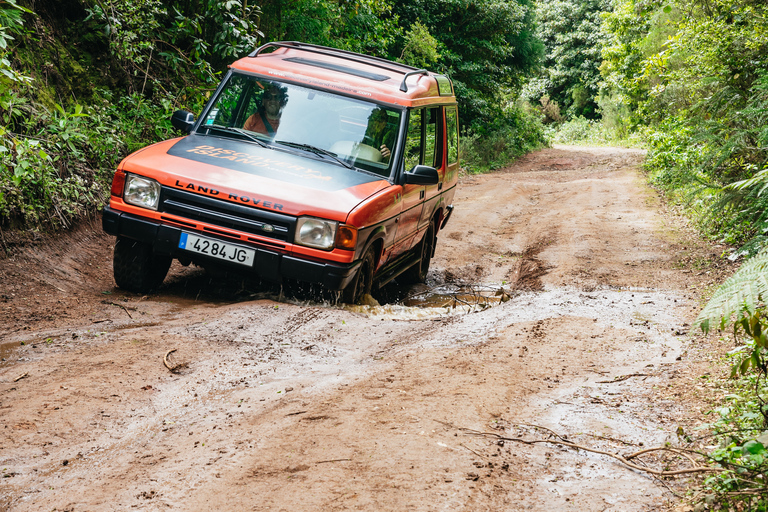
top-left (726, 168), bottom-right (768, 193)
top-left (697, 250), bottom-right (768, 333)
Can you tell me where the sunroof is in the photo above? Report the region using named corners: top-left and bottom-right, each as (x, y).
top-left (283, 57), bottom-right (390, 82)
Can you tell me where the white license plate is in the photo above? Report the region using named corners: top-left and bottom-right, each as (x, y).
top-left (178, 232), bottom-right (256, 267)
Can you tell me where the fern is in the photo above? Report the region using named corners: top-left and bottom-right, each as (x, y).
top-left (697, 250), bottom-right (768, 333)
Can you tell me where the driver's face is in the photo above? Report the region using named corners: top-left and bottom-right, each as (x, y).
top-left (263, 91), bottom-right (282, 117)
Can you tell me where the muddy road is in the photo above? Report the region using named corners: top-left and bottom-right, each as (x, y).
top-left (0, 146), bottom-right (732, 511)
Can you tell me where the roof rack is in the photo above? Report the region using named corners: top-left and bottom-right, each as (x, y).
top-left (249, 41), bottom-right (421, 80)
top-left (400, 69), bottom-right (429, 92)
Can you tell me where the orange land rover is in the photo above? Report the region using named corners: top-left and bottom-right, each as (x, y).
top-left (102, 41), bottom-right (459, 303)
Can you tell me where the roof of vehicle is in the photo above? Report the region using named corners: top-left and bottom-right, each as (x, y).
top-left (229, 41), bottom-right (456, 108)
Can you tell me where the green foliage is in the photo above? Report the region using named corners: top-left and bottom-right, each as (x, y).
top-left (695, 250), bottom-right (768, 508)
top-left (698, 251), bottom-right (768, 335)
top-left (85, 0), bottom-right (262, 92)
top-left (264, 0), bottom-right (398, 57)
top-left (398, 21), bottom-right (439, 69)
top-left (602, 0), bottom-right (768, 250)
top-left (392, 0), bottom-right (543, 126)
top-left (461, 104), bottom-right (547, 173)
top-left (0, 0), bottom-right (30, 84)
top-left (0, 90), bottom-right (177, 229)
top-left (545, 116), bottom-right (644, 147)
top-left (702, 370), bottom-right (768, 510)
top-left (534, 0), bottom-right (610, 119)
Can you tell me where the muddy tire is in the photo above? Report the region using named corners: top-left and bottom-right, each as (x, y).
top-left (400, 222), bottom-right (435, 284)
top-left (113, 237), bottom-right (172, 293)
top-left (342, 248), bottom-right (375, 304)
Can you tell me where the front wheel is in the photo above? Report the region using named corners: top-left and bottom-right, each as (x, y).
top-left (342, 248), bottom-right (375, 304)
top-left (113, 237), bottom-right (172, 293)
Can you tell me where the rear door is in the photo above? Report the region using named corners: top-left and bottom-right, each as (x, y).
top-left (392, 108), bottom-right (427, 255)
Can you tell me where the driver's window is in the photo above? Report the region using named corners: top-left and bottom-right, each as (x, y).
top-left (405, 109), bottom-right (422, 170)
top-left (204, 74), bottom-right (247, 126)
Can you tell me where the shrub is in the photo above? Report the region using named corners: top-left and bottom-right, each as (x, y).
top-left (461, 105), bottom-right (548, 174)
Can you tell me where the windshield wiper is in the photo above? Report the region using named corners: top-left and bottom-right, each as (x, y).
top-left (276, 141), bottom-right (355, 169)
top-left (205, 125), bottom-right (269, 147)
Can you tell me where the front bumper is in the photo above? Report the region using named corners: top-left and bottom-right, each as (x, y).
top-left (102, 206), bottom-right (359, 290)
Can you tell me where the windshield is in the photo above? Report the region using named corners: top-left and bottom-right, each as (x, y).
top-left (198, 73), bottom-right (402, 177)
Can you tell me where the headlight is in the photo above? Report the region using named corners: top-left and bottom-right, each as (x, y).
top-left (295, 217), bottom-right (338, 250)
top-left (124, 174), bottom-right (161, 210)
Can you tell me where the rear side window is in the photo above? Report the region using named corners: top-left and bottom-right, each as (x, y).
top-left (446, 106), bottom-right (459, 165)
top-left (405, 107), bottom-right (443, 169)
top-left (425, 107), bottom-right (440, 168)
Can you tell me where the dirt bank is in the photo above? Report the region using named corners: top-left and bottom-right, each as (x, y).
top-left (0, 145), bottom-right (734, 511)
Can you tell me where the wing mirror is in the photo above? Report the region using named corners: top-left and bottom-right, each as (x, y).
top-left (171, 110), bottom-right (195, 133)
top-left (404, 165), bottom-right (439, 185)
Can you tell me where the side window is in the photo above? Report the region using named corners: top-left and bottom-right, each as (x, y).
top-left (404, 109), bottom-right (422, 170)
top-left (446, 107), bottom-right (459, 165)
top-left (204, 75), bottom-right (248, 126)
top-left (425, 107), bottom-right (439, 168)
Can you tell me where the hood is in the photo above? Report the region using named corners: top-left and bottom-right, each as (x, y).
top-left (119, 134), bottom-right (391, 221)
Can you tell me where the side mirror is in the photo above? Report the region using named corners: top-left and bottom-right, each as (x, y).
top-left (171, 110), bottom-right (195, 133)
top-left (404, 165), bottom-right (439, 185)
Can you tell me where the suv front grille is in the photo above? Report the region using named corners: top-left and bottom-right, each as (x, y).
top-left (159, 187), bottom-right (294, 242)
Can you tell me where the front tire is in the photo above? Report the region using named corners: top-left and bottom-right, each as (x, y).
top-left (342, 248), bottom-right (375, 304)
top-left (113, 237), bottom-right (172, 293)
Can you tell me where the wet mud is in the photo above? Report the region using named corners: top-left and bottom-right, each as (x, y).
top-left (0, 145), bottom-right (736, 511)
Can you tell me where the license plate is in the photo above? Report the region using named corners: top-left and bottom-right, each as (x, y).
top-left (178, 232), bottom-right (256, 267)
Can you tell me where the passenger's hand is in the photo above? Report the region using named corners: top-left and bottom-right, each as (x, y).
top-left (380, 145), bottom-right (391, 159)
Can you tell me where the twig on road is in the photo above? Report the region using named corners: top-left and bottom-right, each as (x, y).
top-left (102, 300), bottom-right (134, 319)
top-left (453, 423), bottom-right (722, 477)
top-left (597, 373), bottom-right (650, 383)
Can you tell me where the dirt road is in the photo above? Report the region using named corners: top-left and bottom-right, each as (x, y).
top-left (0, 146), bottom-right (731, 511)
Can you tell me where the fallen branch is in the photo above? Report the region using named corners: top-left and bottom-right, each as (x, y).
top-left (102, 301), bottom-right (134, 319)
top-left (13, 372), bottom-right (29, 382)
top-left (454, 423), bottom-right (722, 477)
top-left (460, 443), bottom-right (485, 458)
top-left (597, 373), bottom-right (650, 383)
top-left (316, 458), bottom-right (351, 464)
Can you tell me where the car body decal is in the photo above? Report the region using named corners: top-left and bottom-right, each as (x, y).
top-left (167, 135), bottom-right (380, 192)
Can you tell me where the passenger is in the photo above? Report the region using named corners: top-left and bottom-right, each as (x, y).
top-left (244, 84), bottom-right (288, 137)
top-left (364, 107), bottom-right (396, 160)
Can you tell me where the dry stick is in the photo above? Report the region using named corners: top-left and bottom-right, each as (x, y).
top-left (316, 459), bottom-right (351, 464)
top-left (13, 372), bottom-right (28, 382)
top-left (460, 428), bottom-right (722, 477)
top-left (103, 301), bottom-right (133, 319)
top-left (626, 446), bottom-right (701, 467)
top-left (597, 373), bottom-right (650, 383)
top-left (583, 432), bottom-right (638, 446)
top-left (460, 443), bottom-right (486, 459)
top-left (163, 349), bottom-right (177, 372)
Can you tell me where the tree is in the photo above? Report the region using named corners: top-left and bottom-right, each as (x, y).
top-left (534, 0), bottom-right (610, 119)
top-left (391, 0), bottom-right (543, 126)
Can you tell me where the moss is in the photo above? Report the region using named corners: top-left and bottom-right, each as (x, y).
top-left (13, 2), bottom-right (117, 109)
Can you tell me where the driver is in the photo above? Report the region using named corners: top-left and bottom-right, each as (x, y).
top-left (364, 107), bottom-right (396, 160)
top-left (244, 84), bottom-right (288, 137)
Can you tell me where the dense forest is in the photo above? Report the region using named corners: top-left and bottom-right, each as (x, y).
top-left (1, 0), bottom-right (768, 506)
